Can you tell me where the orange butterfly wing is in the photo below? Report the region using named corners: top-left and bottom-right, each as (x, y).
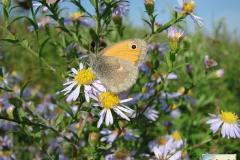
top-left (102, 39), bottom-right (146, 65)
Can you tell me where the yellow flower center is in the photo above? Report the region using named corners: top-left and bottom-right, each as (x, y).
top-left (99, 92), bottom-right (120, 109)
top-left (220, 111), bottom-right (238, 124)
top-left (172, 131), bottom-right (182, 141)
top-left (74, 69), bottom-right (95, 85)
top-left (71, 12), bottom-right (84, 20)
top-left (183, 1), bottom-right (195, 13)
top-left (171, 104), bottom-right (177, 110)
top-left (158, 137), bottom-right (167, 145)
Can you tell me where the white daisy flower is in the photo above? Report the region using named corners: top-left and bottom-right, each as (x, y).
top-left (105, 151), bottom-right (132, 160)
top-left (170, 106), bottom-right (182, 119)
top-left (177, 0), bottom-right (203, 27)
top-left (144, 106), bottom-right (159, 121)
top-left (151, 135), bottom-right (186, 160)
top-left (100, 129), bottom-right (119, 143)
top-left (148, 136), bottom-right (173, 153)
top-left (169, 131), bottom-right (184, 148)
top-left (206, 111), bottom-right (240, 138)
top-left (153, 146), bottom-right (183, 160)
top-left (91, 87), bottom-right (134, 128)
top-left (62, 63), bottom-right (105, 102)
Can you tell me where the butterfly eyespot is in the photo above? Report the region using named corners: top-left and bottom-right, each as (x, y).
top-left (131, 44), bottom-right (137, 49)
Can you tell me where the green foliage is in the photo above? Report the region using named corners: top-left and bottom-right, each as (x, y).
top-left (0, 0), bottom-right (240, 159)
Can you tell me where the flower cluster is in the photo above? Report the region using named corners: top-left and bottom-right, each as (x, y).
top-left (62, 63), bottom-right (134, 128)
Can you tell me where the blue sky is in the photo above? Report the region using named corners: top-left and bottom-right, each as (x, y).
top-left (1, 0), bottom-right (238, 35)
top-left (71, 0), bottom-right (240, 36)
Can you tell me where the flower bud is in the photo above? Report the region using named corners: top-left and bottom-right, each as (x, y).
top-left (112, 15), bottom-right (122, 25)
top-left (144, 0), bottom-right (155, 15)
top-left (2, 0), bottom-right (9, 6)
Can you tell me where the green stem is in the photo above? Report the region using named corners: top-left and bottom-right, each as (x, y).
top-left (188, 137), bottom-right (213, 150)
top-left (156, 14), bottom-right (186, 33)
top-left (95, 0), bottom-right (101, 38)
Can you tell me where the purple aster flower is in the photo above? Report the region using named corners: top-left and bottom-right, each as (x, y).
top-left (112, 1), bottom-right (129, 18)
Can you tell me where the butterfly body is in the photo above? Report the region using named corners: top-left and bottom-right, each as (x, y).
top-left (90, 39), bottom-right (147, 93)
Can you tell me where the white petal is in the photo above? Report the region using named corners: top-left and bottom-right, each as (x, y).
top-left (92, 103), bottom-right (100, 107)
top-left (66, 85), bottom-right (80, 102)
top-left (113, 107), bottom-right (130, 121)
top-left (221, 123), bottom-right (227, 138)
top-left (190, 14), bottom-right (204, 27)
top-left (100, 129), bottom-right (111, 135)
top-left (225, 124), bottom-right (230, 138)
top-left (63, 80), bottom-right (74, 86)
top-left (105, 109), bottom-right (113, 126)
top-left (118, 106), bottom-right (134, 114)
top-left (120, 105), bottom-right (134, 112)
top-left (71, 68), bottom-right (78, 74)
top-left (100, 137), bottom-right (107, 142)
top-left (120, 98), bottom-right (133, 103)
top-left (79, 63), bottom-right (84, 70)
top-left (92, 81), bottom-right (106, 92)
top-left (232, 124), bottom-right (240, 138)
top-left (84, 91), bottom-right (90, 102)
top-left (62, 82), bottom-right (77, 95)
top-left (206, 117), bottom-right (221, 124)
top-left (210, 121), bottom-right (222, 133)
top-left (228, 125), bottom-right (234, 138)
top-left (97, 109), bottom-right (106, 128)
top-left (177, 0), bottom-right (183, 7)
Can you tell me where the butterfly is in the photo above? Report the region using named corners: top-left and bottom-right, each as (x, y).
top-left (89, 39), bottom-right (147, 93)
top-left (204, 55), bottom-right (218, 69)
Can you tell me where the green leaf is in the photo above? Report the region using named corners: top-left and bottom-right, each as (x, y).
top-left (39, 37), bottom-right (51, 57)
top-left (0, 38), bottom-right (19, 44)
top-left (89, 28), bottom-right (99, 41)
top-left (21, 40), bottom-right (29, 48)
top-left (54, 113), bottom-right (64, 128)
top-left (25, 17), bottom-right (38, 31)
top-left (7, 16), bottom-right (25, 28)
